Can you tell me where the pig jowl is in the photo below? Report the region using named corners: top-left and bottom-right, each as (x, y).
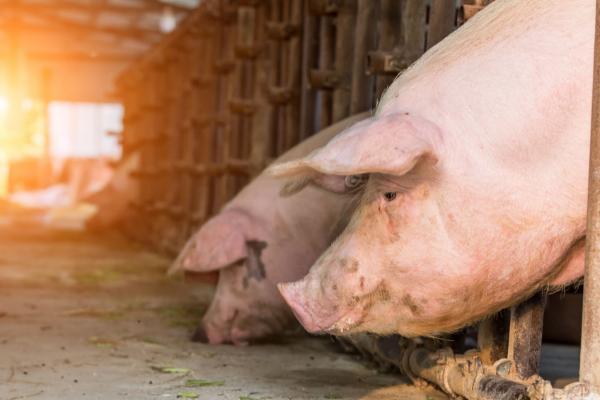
top-left (169, 113), bottom-right (369, 345)
top-left (270, 0), bottom-right (593, 338)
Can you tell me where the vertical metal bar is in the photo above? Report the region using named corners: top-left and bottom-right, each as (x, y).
top-left (331, 0), bottom-right (356, 122)
top-left (477, 309), bottom-right (509, 365)
top-left (427, 0), bottom-right (458, 50)
top-left (299, 0), bottom-right (319, 139)
top-left (178, 35), bottom-right (197, 247)
top-left (507, 292), bottom-right (546, 380)
top-left (192, 20), bottom-right (217, 230)
top-left (163, 48), bottom-right (184, 252)
top-left (318, 16), bottom-right (333, 129)
top-left (350, 0), bottom-right (376, 114)
top-left (580, 0), bottom-right (600, 389)
top-left (250, 2), bottom-right (271, 169)
top-left (402, 0), bottom-right (428, 67)
top-left (373, 0), bottom-right (403, 101)
top-left (213, 1), bottom-right (236, 213)
top-left (153, 60), bottom-right (169, 246)
top-left (269, 0), bottom-right (283, 154)
top-left (283, 0), bottom-right (303, 151)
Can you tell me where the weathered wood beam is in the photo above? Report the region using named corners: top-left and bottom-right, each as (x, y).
top-left (27, 51), bottom-right (139, 63)
top-left (2, 10), bottom-right (163, 43)
top-left (0, 0), bottom-right (192, 15)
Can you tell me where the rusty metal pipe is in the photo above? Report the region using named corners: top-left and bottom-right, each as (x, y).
top-left (580, 0), bottom-right (600, 391)
top-left (507, 292), bottom-right (546, 380)
top-left (407, 348), bottom-right (531, 400)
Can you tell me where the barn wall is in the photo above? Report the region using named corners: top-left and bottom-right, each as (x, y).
top-left (117, 0), bottom-right (464, 253)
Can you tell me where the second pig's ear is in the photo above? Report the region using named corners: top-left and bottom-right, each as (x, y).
top-left (278, 173), bottom-right (368, 196)
top-left (167, 210), bottom-right (250, 276)
top-left (268, 112), bottom-right (441, 191)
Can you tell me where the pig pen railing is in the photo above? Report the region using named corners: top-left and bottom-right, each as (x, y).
top-left (116, 0), bottom-right (460, 254)
top-left (116, 0), bottom-right (600, 399)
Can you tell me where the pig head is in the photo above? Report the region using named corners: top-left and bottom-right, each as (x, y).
top-left (169, 208), bottom-right (293, 345)
top-left (270, 0), bottom-right (593, 337)
top-left (272, 112), bottom-right (587, 338)
top-left (169, 112), bottom-right (370, 345)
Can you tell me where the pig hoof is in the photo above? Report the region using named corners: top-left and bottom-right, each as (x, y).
top-left (191, 326), bottom-right (209, 343)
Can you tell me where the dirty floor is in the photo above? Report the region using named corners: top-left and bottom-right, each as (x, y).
top-left (0, 216), bottom-right (444, 400)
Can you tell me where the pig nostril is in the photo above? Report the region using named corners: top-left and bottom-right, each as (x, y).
top-left (191, 325), bottom-right (209, 343)
top-left (384, 192), bottom-right (397, 202)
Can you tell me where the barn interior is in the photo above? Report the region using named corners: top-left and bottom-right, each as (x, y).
top-left (0, 1), bottom-right (593, 399)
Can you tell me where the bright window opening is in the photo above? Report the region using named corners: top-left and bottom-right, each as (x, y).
top-left (48, 102), bottom-right (123, 159)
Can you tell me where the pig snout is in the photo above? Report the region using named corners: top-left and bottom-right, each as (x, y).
top-left (196, 311), bottom-right (292, 345)
top-left (278, 237), bottom-right (387, 335)
top-left (198, 263), bottom-right (299, 345)
top-left (278, 281), bottom-right (334, 333)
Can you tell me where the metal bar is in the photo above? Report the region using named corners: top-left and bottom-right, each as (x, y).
top-left (191, 19), bottom-right (218, 231)
top-left (331, 0), bottom-right (356, 122)
top-left (402, 0), bottom-right (428, 60)
top-left (580, 0), bottom-right (600, 390)
top-left (427, 0), bottom-right (458, 49)
top-left (162, 47), bottom-right (187, 251)
top-left (282, 0), bottom-right (303, 152)
top-left (373, 0), bottom-right (404, 100)
top-left (478, 309), bottom-right (510, 365)
top-left (507, 292), bottom-right (546, 380)
top-left (349, 0), bottom-right (376, 114)
top-left (317, 15), bottom-right (334, 129)
top-left (248, 1), bottom-right (272, 172)
top-left (299, 0), bottom-right (319, 139)
top-left (212, 3), bottom-right (237, 213)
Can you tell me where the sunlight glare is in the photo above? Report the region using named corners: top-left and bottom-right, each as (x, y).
top-left (0, 97), bottom-right (8, 114)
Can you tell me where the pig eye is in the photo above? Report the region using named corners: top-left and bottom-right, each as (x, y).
top-left (383, 192), bottom-right (397, 202)
top-left (344, 174), bottom-right (366, 189)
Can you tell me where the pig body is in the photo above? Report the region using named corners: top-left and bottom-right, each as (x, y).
top-left (170, 113), bottom-right (368, 344)
top-left (272, 0), bottom-right (593, 337)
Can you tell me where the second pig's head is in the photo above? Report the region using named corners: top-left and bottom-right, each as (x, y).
top-left (169, 209), bottom-right (295, 345)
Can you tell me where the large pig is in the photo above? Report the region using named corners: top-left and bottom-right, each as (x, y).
top-left (270, 0), bottom-right (593, 338)
top-left (169, 113), bottom-right (369, 345)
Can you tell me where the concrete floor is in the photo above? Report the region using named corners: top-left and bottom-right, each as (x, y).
top-left (0, 212), bottom-right (444, 400)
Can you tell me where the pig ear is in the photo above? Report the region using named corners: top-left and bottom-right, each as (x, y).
top-left (277, 173), bottom-right (368, 196)
top-left (268, 113), bottom-right (440, 190)
top-left (167, 211), bottom-right (249, 276)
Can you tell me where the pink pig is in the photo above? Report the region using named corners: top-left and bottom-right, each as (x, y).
top-left (270, 0), bottom-right (593, 338)
top-left (169, 113), bottom-right (369, 345)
